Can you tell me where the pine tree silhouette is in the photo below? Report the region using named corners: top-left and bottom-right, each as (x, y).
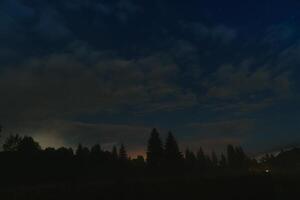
top-left (146, 128), bottom-right (164, 168)
top-left (227, 144), bottom-right (236, 168)
top-left (91, 144), bottom-right (101, 155)
top-left (164, 131), bottom-right (182, 167)
top-left (185, 149), bottom-right (197, 170)
top-left (220, 153), bottom-right (227, 168)
top-left (76, 144), bottom-right (84, 157)
top-left (235, 146), bottom-right (248, 169)
top-left (211, 151), bottom-right (218, 168)
top-left (112, 146), bottom-right (118, 160)
top-left (227, 145), bottom-right (249, 170)
top-left (119, 144), bottom-right (128, 161)
top-left (197, 147), bottom-right (206, 170)
top-left (76, 144), bottom-right (90, 159)
top-left (91, 144), bottom-right (102, 162)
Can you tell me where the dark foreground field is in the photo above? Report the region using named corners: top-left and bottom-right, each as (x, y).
top-left (1, 175), bottom-right (299, 200)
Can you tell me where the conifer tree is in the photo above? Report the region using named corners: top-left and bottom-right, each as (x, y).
top-left (91, 144), bottom-right (101, 155)
top-left (197, 147), bottom-right (206, 169)
top-left (211, 151), bottom-right (218, 167)
top-left (119, 144), bottom-right (128, 161)
top-left (112, 146), bottom-right (118, 160)
top-left (164, 132), bottom-right (182, 165)
top-left (146, 128), bottom-right (164, 168)
top-left (91, 144), bottom-right (102, 161)
top-left (220, 153), bottom-right (227, 168)
top-left (76, 144), bottom-right (83, 156)
top-left (76, 144), bottom-right (90, 159)
top-left (185, 149), bottom-right (197, 169)
top-left (227, 144), bottom-right (236, 168)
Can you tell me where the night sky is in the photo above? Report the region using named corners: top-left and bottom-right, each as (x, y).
top-left (1, 0), bottom-right (300, 156)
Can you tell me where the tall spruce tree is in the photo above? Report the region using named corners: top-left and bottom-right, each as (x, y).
top-left (119, 144), bottom-right (128, 161)
top-left (197, 147), bottom-right (206, 169)
top-left (220, 153), bottom-right (227, 168)
top-left (235, 146), bottom-right (248, 169)
top-left (91, 144), bottom-right (101, 155)
top-left (227, 144), bottom-right (236, 168)
top-left (185, 149), bottom-right (197, 169)
top-left (146, 128), bottom-right (164, 168)
top-left (164, 131), bottom-right (182, 165)
top-left (91, 144), bottom-right (102, 161)
top-left (227, 145), bottom-right (248, 169)
top-left (211, 151), bottom-right (218, 168)
top-left (112, 146), bottom-right (118, 160)
top-left (76, 144), bottom-right (83, 156)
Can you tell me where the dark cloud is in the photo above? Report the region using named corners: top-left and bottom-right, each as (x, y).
top-left (34, 7), bottom-right (72, 40)
top-left (0, 42), bottom-right (197, 129)
top-left (188, 119), bottom-right (256, 138)
top-left (180, 21), bottom-right (237, 44)
top-left (204, 63), bottom-right (292, 100)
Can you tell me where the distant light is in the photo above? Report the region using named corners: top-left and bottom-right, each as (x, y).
top-left (265, 169), bottom-right (270, 173)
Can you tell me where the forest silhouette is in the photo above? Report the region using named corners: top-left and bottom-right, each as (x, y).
top-left (0, 126), bottom-right (299, 200)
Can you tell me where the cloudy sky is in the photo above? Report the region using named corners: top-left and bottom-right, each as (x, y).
top-left (1, 0), bottom-right (300, 156)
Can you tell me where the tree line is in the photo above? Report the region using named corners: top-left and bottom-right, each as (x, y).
top-left (0, 126), bottom-right (298, 200)
top-left (0, 127), bottom-right (256, 180)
